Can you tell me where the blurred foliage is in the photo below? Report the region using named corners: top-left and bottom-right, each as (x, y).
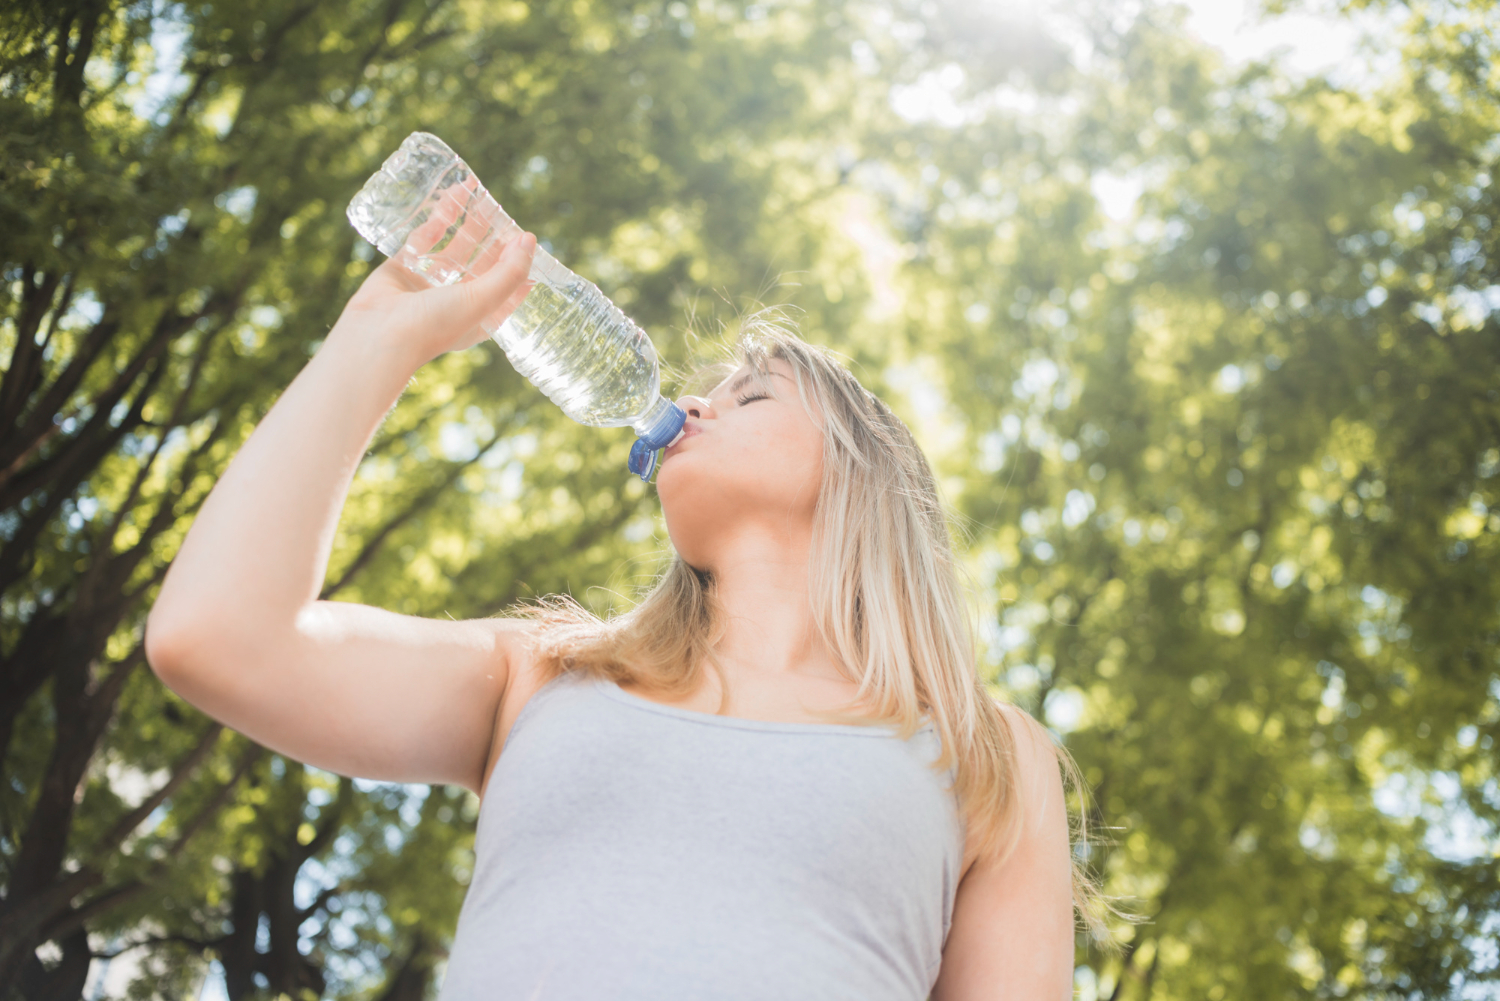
top-left (1, 0), bottom-right (1496, 998)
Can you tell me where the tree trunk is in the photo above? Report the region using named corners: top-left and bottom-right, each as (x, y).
top-left (14, 927), bottom-right (90, 1001)
top-left (373, 935), bottom-right (437, 1001)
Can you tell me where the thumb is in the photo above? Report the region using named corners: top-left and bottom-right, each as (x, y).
top-left (421, 231), bottom-right (538, 333)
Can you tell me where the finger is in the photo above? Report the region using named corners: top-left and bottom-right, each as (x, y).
top-left (422, 231), bottom-right (537, 333)
top-left (465, 215), bottom-right (514, 279)
top-left (367, 253), bottom-right (428, 294)
top-left (500, 277), bottom-right (535, 315)
top-left (450, 185), bottom-right (516, 275)
top-left (470, 233), bottom-right (537, 322)
top-left (406, 188), bottom-right (466, 252)
top-left (408, 183), bottom-right (521, 286)
top-left (354, 193), bottom-right (466, 298)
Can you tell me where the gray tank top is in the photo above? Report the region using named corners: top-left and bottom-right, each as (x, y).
top-left (438, 671), bottom-right (965, 1001)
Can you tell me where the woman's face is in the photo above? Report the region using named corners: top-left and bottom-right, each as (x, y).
top-left (654, 357), bottom-right (825, 569)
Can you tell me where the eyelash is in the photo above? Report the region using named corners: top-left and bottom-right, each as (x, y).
top-left (735, 392), bottom-right (770, 406)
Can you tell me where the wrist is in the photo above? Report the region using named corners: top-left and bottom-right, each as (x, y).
top-left (322, 316), bottom-right (429, 384)
top-left (316, 320), bottom-right (428, 410)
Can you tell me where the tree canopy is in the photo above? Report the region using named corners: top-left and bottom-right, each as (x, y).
top-left (1, 0), bottom-right (1496, 998)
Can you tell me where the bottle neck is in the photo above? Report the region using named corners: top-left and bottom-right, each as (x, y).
top-left (632, 396), bottom-right (686, 449)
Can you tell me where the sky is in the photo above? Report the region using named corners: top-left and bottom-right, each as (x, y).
top-left (1100, 0), bottom-right (1404, 219)
top-left (1176, 0), bottom-right (1384, 78)
top-left (885, 0), bottom-right (1407, 220)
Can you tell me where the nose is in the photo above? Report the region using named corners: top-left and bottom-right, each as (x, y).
top-left (676, 395), bottom-right (716, 420)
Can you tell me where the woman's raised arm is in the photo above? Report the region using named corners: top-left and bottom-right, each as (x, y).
top-left (145, 229), bottom-right (537, 793)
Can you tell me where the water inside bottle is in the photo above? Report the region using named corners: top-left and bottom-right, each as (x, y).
top-left (496, 276), bottom-right (659, 429)
top-left (393, 168), bottom-right (517, 288)
top-left (350, 131), bottom-right (676, 438)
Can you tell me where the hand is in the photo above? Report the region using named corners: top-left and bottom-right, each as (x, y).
top-left (331, 205), bottom-right (538, 370)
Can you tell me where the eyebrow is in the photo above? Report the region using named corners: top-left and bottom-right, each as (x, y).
top-left (724, 370), bottom-right (793, 397)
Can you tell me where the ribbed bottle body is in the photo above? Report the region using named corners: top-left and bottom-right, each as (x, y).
top-left (347, 132), bottom-right (662, 432)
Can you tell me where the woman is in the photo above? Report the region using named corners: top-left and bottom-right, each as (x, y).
top-left (147, 228), bottom-right (1085, 1000)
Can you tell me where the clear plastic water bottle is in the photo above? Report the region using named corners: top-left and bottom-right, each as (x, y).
top-left (346, 131), bottom-right (685, 480)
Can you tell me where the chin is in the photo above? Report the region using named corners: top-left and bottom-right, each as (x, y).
top-left (655, 452), bottom-right (727, 504)
top-left (660, 516), bottom-right (710, 570)
top-left (653, 457), bottom-right (690, 507)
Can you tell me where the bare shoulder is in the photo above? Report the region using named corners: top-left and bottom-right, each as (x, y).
top-left (955, 702), bottom-right (1062, 874)
top-left (483, 613), bottom-right (548, 660)
top-left (477, 616), bottom-right (555, 795)
top-left (935, 700), bottom-right (1074, 1001)
top-left (484, 615), bottom-right (554, 720)
top-left (998, 701), bottom-right (1065, 798)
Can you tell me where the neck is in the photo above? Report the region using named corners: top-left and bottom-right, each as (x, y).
top-left (701, 525), bottom-right (841, 681)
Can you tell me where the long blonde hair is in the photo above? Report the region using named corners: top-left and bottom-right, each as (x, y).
top-left (512, 310), bottom-right (1106, 936)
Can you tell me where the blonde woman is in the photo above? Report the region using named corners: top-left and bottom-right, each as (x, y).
top-left (148, 229), bottom-right (1086, 1000)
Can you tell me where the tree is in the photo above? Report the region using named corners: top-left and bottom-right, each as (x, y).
top-left (0, 0), bottom-right (879, 994)
top-left (883, 0), bottom-right (1500, 995)
top-left (5, 0), bottom-right (1497, 996)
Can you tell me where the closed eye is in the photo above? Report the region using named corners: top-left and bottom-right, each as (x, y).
top-left (735, 392), bottom-right (771, 406)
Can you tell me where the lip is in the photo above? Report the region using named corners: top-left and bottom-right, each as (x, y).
top-left (663, 423), bottom-right (703, 458)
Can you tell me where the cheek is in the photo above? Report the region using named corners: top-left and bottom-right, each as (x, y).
top-left (738, 407), bottom-right (819, 474)
top-left (743, 418), bottom-right (823, 514)
top-left (780, 435), bottom-right (823, 502)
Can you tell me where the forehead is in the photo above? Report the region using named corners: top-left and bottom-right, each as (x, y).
top-left (707, 357), bottom-right (796, 399)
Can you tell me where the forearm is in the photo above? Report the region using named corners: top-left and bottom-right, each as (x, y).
top-left (149, 325), bottom-right (419, 649)
top-left (141, 237), bottom-right (536, 786)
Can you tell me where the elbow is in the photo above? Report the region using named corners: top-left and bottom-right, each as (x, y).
top-left (146, 598), bottom-right (298, 703)
top-left (145, 605), bottom-right (247, 718)
top-left (145, 593), bottom-right (242, 695)
top-left (144, 602), bottom-right (203, 692)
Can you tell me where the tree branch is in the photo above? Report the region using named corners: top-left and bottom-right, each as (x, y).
top-left (321, 430), bottom-right (509, 599)
top-left (91, 931), bottom-right (227, 961)
top-left (0, 265), bottom-right (64, 428)
top-left (83, 721), bottom-right (224, 863)
top-left (0, 347), bottom-right (169, 598)
top-left (101, 321), bottom-right (224, 544)
top-left (0, 313), bottom-right (120, 490)
top-left (38, 743), bottom-right (264, 944)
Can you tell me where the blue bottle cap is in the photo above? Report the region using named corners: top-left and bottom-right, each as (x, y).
top-left (628, 439), bottom-right (658, 480)
top-left (628, 400), bottom-right (687, 482)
